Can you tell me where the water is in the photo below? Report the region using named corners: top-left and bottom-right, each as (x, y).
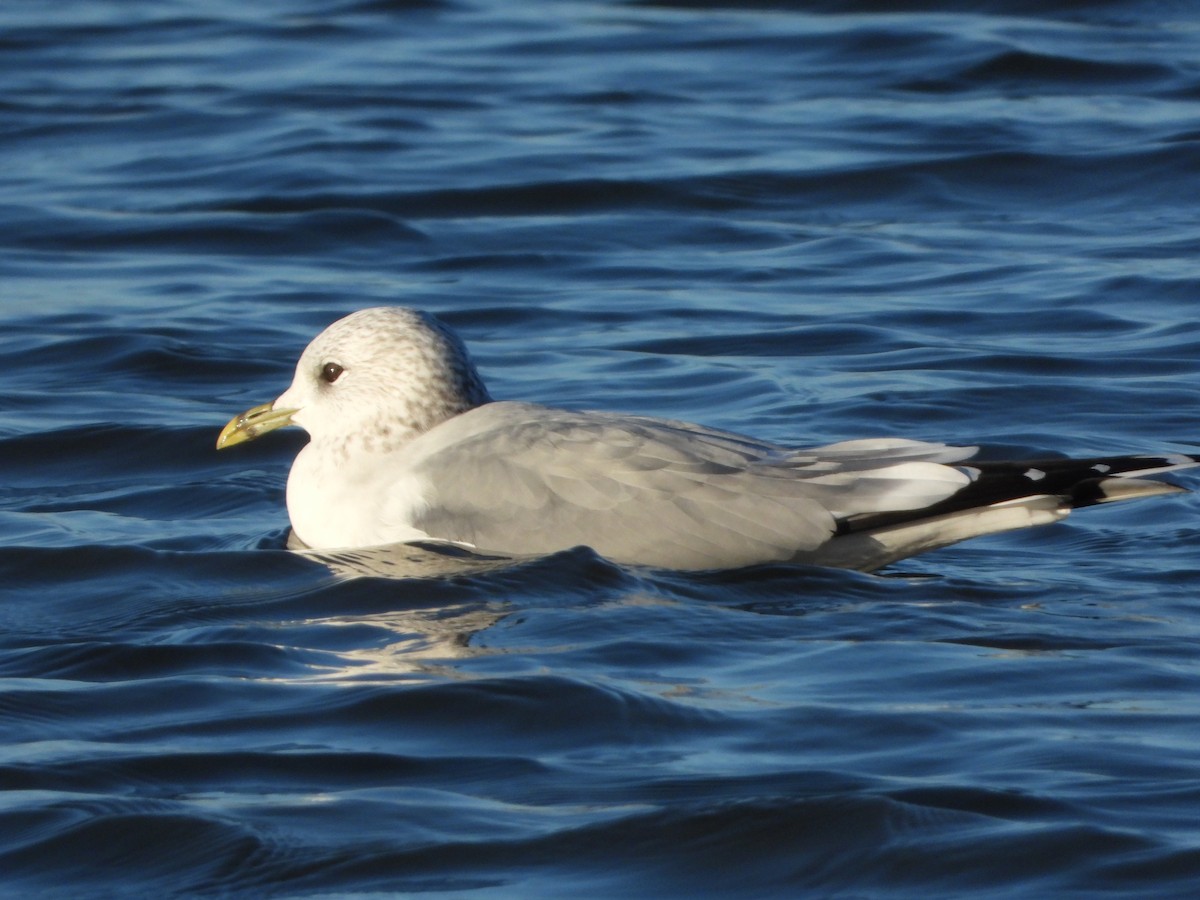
top-left (3, 1), bottom-right (1200, 896)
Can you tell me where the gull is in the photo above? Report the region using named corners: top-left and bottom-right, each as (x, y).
top-left (217, 308), bottom-right (1197, 572)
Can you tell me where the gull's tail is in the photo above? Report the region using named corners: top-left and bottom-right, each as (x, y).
top-left (819, 452), bottom-right (1199, 571)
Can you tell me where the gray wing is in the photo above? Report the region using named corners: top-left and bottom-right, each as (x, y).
top-left (405, 402), bottom-right (974, 570)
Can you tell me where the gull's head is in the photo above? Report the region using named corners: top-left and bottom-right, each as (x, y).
top-left (217, 307), bottom-right (491, 451)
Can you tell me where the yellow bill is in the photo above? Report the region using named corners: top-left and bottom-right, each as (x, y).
top-left (216, 402), bottom-right (299, 450)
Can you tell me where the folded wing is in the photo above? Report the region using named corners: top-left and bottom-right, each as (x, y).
top-left (405, 403), bottom-right (978, 570)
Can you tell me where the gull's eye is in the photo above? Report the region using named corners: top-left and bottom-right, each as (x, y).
top-left (320, 362), bottom-right (344, 384)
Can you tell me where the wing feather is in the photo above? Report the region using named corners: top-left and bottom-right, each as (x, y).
top-left (398, 402), bottom-right (973, 569)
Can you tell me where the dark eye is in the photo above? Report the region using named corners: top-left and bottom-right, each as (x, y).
top-left (320, 362), bottom-right (344, 384)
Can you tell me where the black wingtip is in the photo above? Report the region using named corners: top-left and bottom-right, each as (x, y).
top-left (839, 453), bottom-right (1196, 535)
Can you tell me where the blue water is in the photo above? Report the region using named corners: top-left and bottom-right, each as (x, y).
top-left (4, 1), bottom-right (1200, 896)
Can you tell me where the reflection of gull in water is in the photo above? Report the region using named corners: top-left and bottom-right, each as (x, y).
top-left (292, 600), bottom-right (507, 683)
top-left (284, 538), bottom-right (512, 678)
top-left (220, 308), bottom-right (1198, 574)
top-left (289, 531), bottom-right (517, 580)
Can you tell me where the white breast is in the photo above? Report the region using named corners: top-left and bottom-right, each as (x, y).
top-left (285, 441), bottom-right (435, 549)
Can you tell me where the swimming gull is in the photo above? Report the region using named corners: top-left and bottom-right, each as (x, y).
top-left (217, 307), bottom-right (1197, 572)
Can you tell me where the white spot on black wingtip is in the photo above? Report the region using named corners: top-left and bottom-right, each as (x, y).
top-left (1024, 468), bottom-right (1046, 481)
top-left (1092, 463), bottom-right (1111, 474)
